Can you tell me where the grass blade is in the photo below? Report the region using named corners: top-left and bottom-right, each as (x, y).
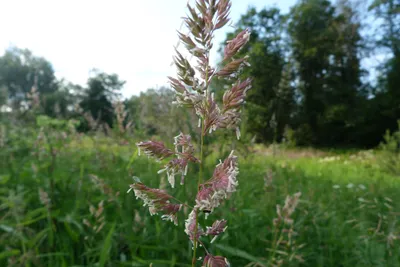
top-left (99, 223), bottom-right (115, 267)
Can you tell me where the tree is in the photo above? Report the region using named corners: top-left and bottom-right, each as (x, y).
top-left (79, 70), bottom-right (125, 129)
top-left (0, 47), bottom-right (57, 110)
top-left (288, 0), bottom-right (365, 146)
top-left (274, 61), bottom-right (296, 142)
top-left (125, 87), bottom-right (197, 140)
top-left (219, 7), bottom-right (292, 142)
top-left (288, 0), bottom-right (338, 144)
top-left (369, 0), bottom-right (400, 55)
top-left (321, 0), bottom-right (366, 145)
top-left (366, 0), bottom-right (400, 145)
top-left (42, 79), bottom-right (79, 118)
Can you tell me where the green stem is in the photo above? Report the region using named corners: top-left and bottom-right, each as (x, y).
top-left (268, 225), bottom-right (283, 266)
top-left (171, 195), bottom-right (195, 209)
top-left (198, 130), bottom-right (205, 187)
top-left (191, 208), bottom-right (199, 266)
top-left (47, 207), bottom-right (54, 267)
top-left (192, 124), bottom-right (205, 266)
top-left (192, 48), bottom-right (209, 267)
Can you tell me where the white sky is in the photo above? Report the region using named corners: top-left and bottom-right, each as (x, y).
top-left (0, 0), bottom-right (295, 97)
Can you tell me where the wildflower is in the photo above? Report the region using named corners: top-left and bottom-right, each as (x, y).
top-left (206, 219), bottom-right (228, 243)
top-left (83, 219), bottom-right (91, 228)
top-left (268, 192), bottom-right (305, 267)
top-left (89, 174), bottom-right (117, 202)
top-left (129, 182), bottom-right (182, 225)
top-left (203, 254), bottom-right (230, 267)
top-left (155, 133), bottom-right (199, 187)
top-left (137, 134), bottom-right (199, 188)
top-left (131, 0), bottom-right (250, 264)
top-left (196, 151), bottom-right (239, 214)
top-left (173, 49), bottom-right (197, 87)
top-left (172, 86), bottom-right (204, 108)
top-left (218, 109), bottom-right (242, 139)
top-left (177, 32), bottom-right (197, 55)
top-left (346, 183), bottom-right (354, 189)
top-left (274, 192), bottom-right (301, 226)
top-left (333, 185), bottom-right (340, 189)
top-left (168, 76), bottom-right (187, 94)
top-left (222, 79), bottom-right (252, 112)
top-left (174, 132), bottom-right (199, 164)
top-left (174, 132), bottom-right (194, 154)
top-left (185, 209), bottom-right (204, 245)
top-left (38, 188), bottom-right (51, 208)
top-left (84, 200), bottom-right (106, 236)
top-left (136, 141), bottom-right (174, 161)
top-left (215, 0), bottom-right (231, 29)
top-left (223, 28), bottom-right (251, 61)
top-left (195, 93), bottom-right (222, 135)
top-left (216, 56), bottom-right (250, 77)
top-left (264, 168), bottom-right (274, 190)
top-left (158, 158), bottom-right (188, 188)
top-left (283, 192), bottom-right (301, 215)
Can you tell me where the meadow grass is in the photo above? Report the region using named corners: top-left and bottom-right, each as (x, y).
top-left (1, 134), bottom-right (399, 266)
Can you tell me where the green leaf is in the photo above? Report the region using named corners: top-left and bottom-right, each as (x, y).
top-left (0, 249), bottom-right (20, 260)
top-left (28, 228), bottom-right (49, 248)
top-left (64, 222), bottom-right (79, 242)
top-left (26, 207), bottom-right (47, 219)
top-left (0, 175), bottom-right (10, 185)
top-left (126, 149), bottom-right (138, 170)
top-left (37, 252), bottom-right (70, 258)
top-left (99, 223), bottom-right (115, 267)
top-left (215, 244), bottom-right (265, 265)
top-left (18, 213), bottom-right (47, 226)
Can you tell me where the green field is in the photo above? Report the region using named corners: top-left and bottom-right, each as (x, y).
top-left (1, 129), bottom-right (399, 267)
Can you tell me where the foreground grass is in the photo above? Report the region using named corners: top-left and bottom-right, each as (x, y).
top-left (1, 133), bottom-right (399, 266)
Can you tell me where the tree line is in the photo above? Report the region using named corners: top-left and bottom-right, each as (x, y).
top-left (217, 0), bottom-right (399, 147)
top-left (0, 0), bottom-right (399, 148)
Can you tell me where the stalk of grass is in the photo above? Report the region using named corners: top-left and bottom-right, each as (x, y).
top-left (129, 0), bottom-right (252, 265)
top-left (99, 223), bottom-right (115, 267)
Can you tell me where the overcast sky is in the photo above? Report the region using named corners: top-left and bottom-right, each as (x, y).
top-left (0, 0), bottom-right (296, 97)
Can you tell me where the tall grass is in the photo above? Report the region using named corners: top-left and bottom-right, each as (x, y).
top-left (1, 123), bottom-right (399, 266)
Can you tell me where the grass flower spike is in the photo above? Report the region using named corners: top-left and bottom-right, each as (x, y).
top-left (196, 151), bottom-right (239, 214)
top-left (203, 254), bottom-right (230, 267)
top-left (130, 0), bottom-right (251, 265)
top-left (136, 141), bottom-right (174, 161)
top-left (129, 182), bottom-right (182, 225)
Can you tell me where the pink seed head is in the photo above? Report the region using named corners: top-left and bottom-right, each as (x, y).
top-left (136, 141), bottom-right (174, 161)
top-left (203, 254), bottom-right (230, 267)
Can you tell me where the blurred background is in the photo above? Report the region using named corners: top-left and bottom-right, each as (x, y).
top-left (0, 0), bottom-right (399, 266)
